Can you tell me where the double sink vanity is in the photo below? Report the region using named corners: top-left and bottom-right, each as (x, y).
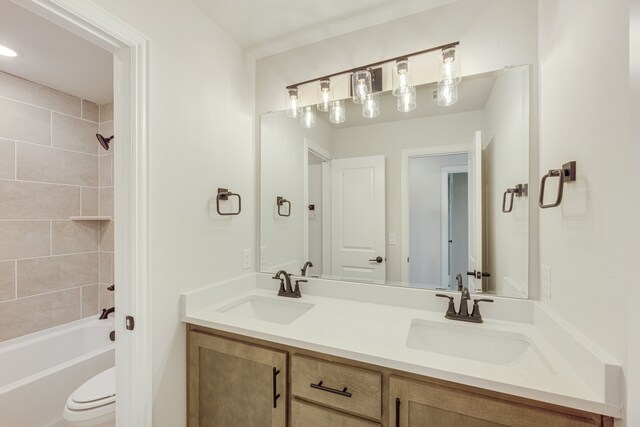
top-left (182, 274), bottom-right (621, 426)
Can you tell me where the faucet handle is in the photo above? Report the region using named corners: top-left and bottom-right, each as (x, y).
top-left (436, 294), bottom-right (456, 317)
top-left (470, 298), bottom-right (494, 321)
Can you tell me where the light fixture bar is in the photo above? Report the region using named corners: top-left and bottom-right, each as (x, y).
top-left (284, 41), bottom-right (459, 89)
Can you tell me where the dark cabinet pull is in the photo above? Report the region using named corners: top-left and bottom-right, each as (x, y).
top-left (310, 381), bottom-right (352, 398)
top-left (272, 367), bottom-right (280, 408)
top-left (395, 397), bottom-right (400, 427)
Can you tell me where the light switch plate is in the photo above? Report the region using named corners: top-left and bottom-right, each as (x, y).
top-left (243, 249), bottom-right (251, 269)
top-left (541, 265), bottom-right (551, 299)
top-left (388, 232), bottom-right (396, 245)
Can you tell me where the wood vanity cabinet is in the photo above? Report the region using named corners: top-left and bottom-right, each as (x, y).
top-left (187, 326), bottom-right (614, 427)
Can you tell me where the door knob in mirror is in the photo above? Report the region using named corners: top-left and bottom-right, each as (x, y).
top-left (369, 256), bottom-right (383, 263)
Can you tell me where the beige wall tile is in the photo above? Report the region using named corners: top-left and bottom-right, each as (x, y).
top-left (0, 180), bottom-right (80, 219)
top-left (82, 100), bottom-right (99, 122)
top-left (0, 261), bottom-right (15, 302)
top-left (0, 97), bottom-right (51, 145)
top-left (0, 221), bottom-right (50, 261)
top-left (81, 187), bottom-right (99, 216)
top-left (52, 112), bottom-right (99, 155)
top-left (99, 154), bottom-right (113, 187)
top-left (99, 220), bottom-right (114, 252)
top-left (99, 252), bottom-right (113, 284)
top-left (82, 284), bottom-right (99, 318)
top-left (99, 102), bottom-right (113, 123)
top-left (52, 220), bottom-right (99, 255)
top-left (99, 187), bottom-right (113, 217)
top-left (0, 138), bottom-right (15, 179)
top-left (17, 142), bottom-right (98, 186)
top-left (0, 72), bottom-right (81, 117)
top-left (99, 284), bottom-right (114, 309)
top-left (0, 288), bottom-right (80, 341)
top-left (17, 252), bottom-right (98, 297)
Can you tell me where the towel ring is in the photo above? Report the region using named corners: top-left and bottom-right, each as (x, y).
top-left (216, 188), bottom-right (241, 216)
top-left (539, 161), bottom-right (576, 209)
top-left (277, 196), bottom-right (291, 217)
top-left (502, 183), bottom-right (528, 213)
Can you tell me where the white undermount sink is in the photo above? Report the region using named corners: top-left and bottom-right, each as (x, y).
top-left (217, 295), bottom-right (314, 325)
top-left (406, 319), bottom-right (556, 374)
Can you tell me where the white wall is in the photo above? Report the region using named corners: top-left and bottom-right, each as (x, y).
top-left (628, 0), bottom-right (639, 424)
top-left (538, 1), bottom-right (630, 424)
top-left (83, 1), bottom-right (255, 425)
top-left (260, 112), bottom-right (333, 273)
top-left (334, 111), bottom-right (484, 282)
top-left (256, 0), bottom-right (538, 115)
top-left (483, 66), bottom-right (530, 297)
top-left (408, 154), bottom-right (467, 287)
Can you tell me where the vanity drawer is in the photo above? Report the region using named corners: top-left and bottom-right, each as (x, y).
top-left (291, 355), bottom-right (382, 420)
top-left (291, 399), bottom-right (382, 427)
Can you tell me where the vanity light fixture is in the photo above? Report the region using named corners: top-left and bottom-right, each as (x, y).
top-left (437, 80), bottom-right (458, 106)
top-left (0, 44), bottom-right (19, 57)
top-left (362, 93), bottom-right (380, 119)
top-left (440, 46), bottom-right (461, 84)
top-left (329, 100), bottom-right (346, 124)
top-left (301, 105), bottom-right (316, 128)
top-left (317, 79), bottom-right (332, 112)
top-left (397, 86), bottom-right (417, 112)
top-left (352, 69), bottom-right (372, 104)
top-left (392, 59), bottom-right (413, 96)
top-left (286, 87), bottom-right (302, 118)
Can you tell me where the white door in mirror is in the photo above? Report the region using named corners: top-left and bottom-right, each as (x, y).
top-left (468, 131), bottom-right (483, 293)
top-left (331, 156), bottom-right (386, 284)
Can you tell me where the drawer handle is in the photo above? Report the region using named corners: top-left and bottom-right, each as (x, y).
top-left (310, 381), bottom-right (352, 398)
top-left (273, 367), bottom-right (281, 408)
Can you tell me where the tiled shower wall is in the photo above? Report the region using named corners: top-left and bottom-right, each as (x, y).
top-left (98, 101), bottom-right (115, 310)
top-left (0, 71), bottom-right (114, 341)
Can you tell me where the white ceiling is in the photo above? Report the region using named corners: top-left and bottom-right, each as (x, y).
top-left (323, 71), bottom-right (497, 129)
top-left (191, 0), bottom-right (458, 58)
top-left (0, 0), bottom-right (113, 104)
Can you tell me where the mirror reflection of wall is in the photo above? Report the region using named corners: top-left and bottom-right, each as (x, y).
top-left (260, 65), bottom-right (530, 298)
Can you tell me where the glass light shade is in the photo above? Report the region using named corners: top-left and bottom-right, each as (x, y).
top-left (286, 87), bottom-right (302, 118)
top-left (329, 100), bottom-right (346, 124)
top-left (352, 69), bottom-right (372, 104)
top-left (440, 46), bottom-right (461, 85)
top-left (317, 79), bottom-right (332, 112)
top-left (437, 81), bottom-right (459, 107)
top-left (301, 106), bottom-right (316, 128)
top-left (362, 93), bottom-right (380, 119)
top-left (397, 86), bottom-right (417, 112)
top-left (392, 59), bottom-right (413, 96)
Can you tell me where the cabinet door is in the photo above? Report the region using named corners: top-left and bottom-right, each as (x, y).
top-left (188, 331), bottom-right (287, 427)
top-left (389, 376), bottom-right (601, 427)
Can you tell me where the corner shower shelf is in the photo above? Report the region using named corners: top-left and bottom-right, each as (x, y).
top-left (70, 216), bottom-right (113, 221)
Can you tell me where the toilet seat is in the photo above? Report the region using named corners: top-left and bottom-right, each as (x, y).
top-left (64, 367), bottom-right (115, 424)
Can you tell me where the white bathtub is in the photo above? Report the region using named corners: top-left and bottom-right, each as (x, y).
top-left (0, 317), bottom-right (115, 427)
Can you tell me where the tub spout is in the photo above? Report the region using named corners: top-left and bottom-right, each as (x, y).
top-left (99, 307), bottom-right (114, 320)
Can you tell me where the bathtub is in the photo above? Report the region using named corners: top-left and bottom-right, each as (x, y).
top-left (0, 317), bottom-right (115, 427)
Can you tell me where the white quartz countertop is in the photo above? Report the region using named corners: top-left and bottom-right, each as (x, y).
top-left (181, 273), bottom-right (622, 418)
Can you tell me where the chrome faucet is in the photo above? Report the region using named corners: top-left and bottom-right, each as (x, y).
top-left (436, 288), bottom-right (493, 323)
top-left (301, 261), bottom-right (313, 277)
top-left (273, 270), bottom-right (305, 298)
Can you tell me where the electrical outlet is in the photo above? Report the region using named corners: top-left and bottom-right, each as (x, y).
top-left (388, 233), bottom-right (396, 245)
top-left (260, 246), bottom-right (266, 265)
top-left (242, 249), bottom-right (251, 269)
top-left (541, 265), bottom-right (551, 299)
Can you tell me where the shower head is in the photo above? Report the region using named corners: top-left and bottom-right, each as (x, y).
top-left (96, 133), bottom-right (114, 151)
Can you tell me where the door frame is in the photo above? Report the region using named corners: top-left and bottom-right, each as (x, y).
top-left (13, 0), bottom-right (151, 425)
top-left (440, 165), bottom-right (468, 289)
top-left (400, 144), bottom-right (470, 284)
top-left (303, 138), bottom-right (331, 272)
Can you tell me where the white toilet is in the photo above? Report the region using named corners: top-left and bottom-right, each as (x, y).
top-left (63, 367), bottom-right (116, 427)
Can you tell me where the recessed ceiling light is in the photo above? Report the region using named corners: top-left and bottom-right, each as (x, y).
top-left (0, 44), bottom-right (19, 58)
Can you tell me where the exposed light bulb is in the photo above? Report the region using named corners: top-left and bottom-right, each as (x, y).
top-left (437, 81), bottom-right (458, 107)
top-left (440, 46), bottom-right (461, 85)
top-left (286, 87), bottom-right (301, 118)
top-left (392, 59), bottom-right (413, 97)
top-left (352, 69), bottom-right (372, 104)
top-left (0, 44), bottom-right (19, 57)
top-left (301, 106), bottom-right (316, 128)
top-left (317, 79), bottom-right (332, 112)
top-left (362, 93), bottom-right (380, 119)
top-left (397, 86), bottom-right (417, 112)
top-left (329, 100), bottom-right (346, 124)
